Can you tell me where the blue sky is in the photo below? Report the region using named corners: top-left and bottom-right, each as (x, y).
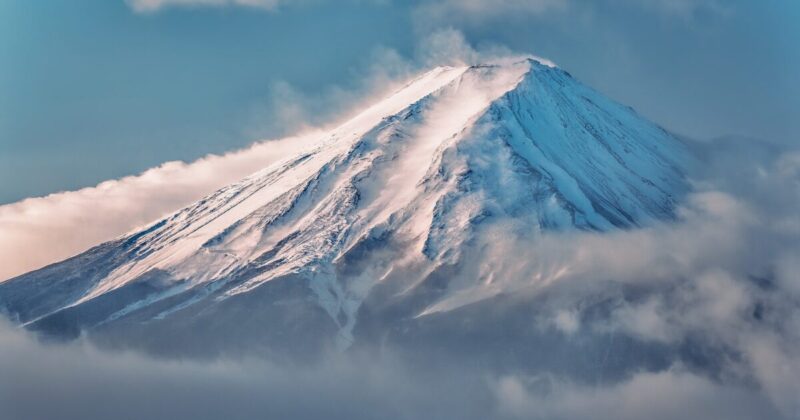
top-left (1, 0), bottom-right (798, 203)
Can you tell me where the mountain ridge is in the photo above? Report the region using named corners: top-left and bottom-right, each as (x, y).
top-left (0, 58), bottom-right (693, 354)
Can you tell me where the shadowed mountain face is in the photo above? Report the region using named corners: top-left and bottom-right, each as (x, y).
top-left (0, 59), bottom-right (694, 376)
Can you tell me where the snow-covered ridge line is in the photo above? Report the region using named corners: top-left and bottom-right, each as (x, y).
top-left (0, 59), bottom-right (692, 352)
top-left (72, 65), bottom-right (471, 304)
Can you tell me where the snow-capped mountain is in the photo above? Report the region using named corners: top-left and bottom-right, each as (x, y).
top-left (0, 58), bottom-right (692, 357)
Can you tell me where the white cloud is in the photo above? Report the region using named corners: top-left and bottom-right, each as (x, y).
top-left (411, 0), bottom-right (730, 28)
top-left (0, 43), bottom-right (422, 282)
top-left (0, 133), bottom-right (322, 281)
top-left (126, 0), bottom-right (283, 13)
top-left (493, 368), bottom-right (783, 420)
top-left (415, 0), bottom-right (567, 23)
top-left (396, 136), bottom-right (800, 417)
top-left (629, 0), bottom-right (731, 17)
top-left (244, 46), bottom-right (416, 139)
top-left (124, 0), bottom-right (730, 21)
top-left (128, 0), bottom-right (568, 15)
top-left (414, 28), bottom-right (556, 69)
top-left (0, 317), bottom-right (792, 420)
top-left (125, 0), bottom-right (394, 13)
top-left (1, 129), bottom-right (798, 420)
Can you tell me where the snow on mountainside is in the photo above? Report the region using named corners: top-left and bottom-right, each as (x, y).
top-left (0, 58), bottom-right (692, 353)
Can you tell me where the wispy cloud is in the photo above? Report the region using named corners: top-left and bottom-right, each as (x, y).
top-left (411, 0), bottom-right (567, 28)
top-left (628, 0), bottom-right (731, 18)
top-left (0, 134), bottom-right (322, 281)
top-left (0, 43), bottom-right (425, 282)
top-left (411, 0), bottom-right (729, 28)
top-left (413, 28), bottom-right (555, 68)
top-left (0, 314), bottom-right (793, 420)
top-left (125, 0), bottom-right (728, 18)
top-left (0, 319), bottom-right (494, 420)
top-left (126, 0), bottom-right (284, 13)
top-left (421, 0), bottom-right (567, 17)
top-left (424, 137), bottom-right (800, 417)
top-left (0, 31), bottom-right (524, 283)
top-left (127, 0), bottom-right (567, 15)
top-left (2, 4), bottom-right (793, 418)
top-left (493, 368), bottom-right (782, 420)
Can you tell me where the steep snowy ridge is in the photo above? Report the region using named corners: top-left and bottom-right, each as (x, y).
top-left (76, 64), bottom-right (470, 304)
top-left (0, 59), bottom-right (692, 351)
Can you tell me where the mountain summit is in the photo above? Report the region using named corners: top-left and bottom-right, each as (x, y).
top-left (0, 59), bottom-right (692, 357)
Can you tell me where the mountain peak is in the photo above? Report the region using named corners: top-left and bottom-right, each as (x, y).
top-left (1, 58), bottom-right (692, 354)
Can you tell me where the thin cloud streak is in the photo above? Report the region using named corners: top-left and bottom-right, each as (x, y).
top-left (127, 0), bottom-right (283, 13)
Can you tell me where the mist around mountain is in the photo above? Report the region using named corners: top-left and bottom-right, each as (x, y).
top-left (1, 58), bottom-right (798, 420)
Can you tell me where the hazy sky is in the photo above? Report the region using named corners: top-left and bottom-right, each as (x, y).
top-left (1, 0), bottom-right (798, 203)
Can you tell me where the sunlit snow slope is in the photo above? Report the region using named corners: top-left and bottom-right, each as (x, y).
top-left (0, 59), bottom-right (692, 352)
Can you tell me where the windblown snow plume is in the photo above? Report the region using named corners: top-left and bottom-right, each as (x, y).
top-left (0, 133), bottom-right (322, 281)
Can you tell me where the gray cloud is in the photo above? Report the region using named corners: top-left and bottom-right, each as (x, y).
top-left (381, 130), bottom-right (798, 417)
top-left (0, 314), bottom-right (792, 420)
top-left (0, 318), bottom-right (498, 420)
top-left (493, 368), bottom-right (782, 420)
top-left (452, 137), bottom-right (800, 417)
top-left (2, 25), bottom-right (797, 418)
top-left (1, 137), bottom-right (798, 420)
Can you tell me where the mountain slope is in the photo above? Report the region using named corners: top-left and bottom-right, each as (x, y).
top-left (0, 59), bottom-right (692, 355)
